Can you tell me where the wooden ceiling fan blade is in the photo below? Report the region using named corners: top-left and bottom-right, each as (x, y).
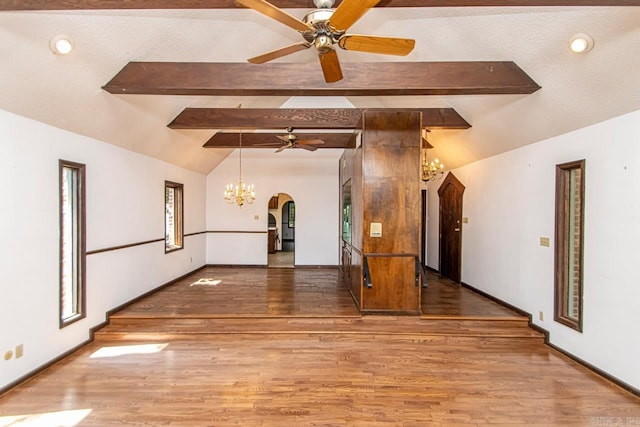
top-left (275, 145), bottom-right (287, 153)
top-left (328, 0), bottom-right (381, 32)
top-left (319, 50), bottom-right (343, 83)
top-left (253, 142), bottom-right (283, 147)
top-left (297, 139), bottom-right (325, 145)
top-left (338, 34), bottom-right (415, 56)
top-left (236, 0), bottom-right (313, 32)
top-left (248, 42), bottom-right (311, 64)
top-left (297, 144), bottom-right (318, 151)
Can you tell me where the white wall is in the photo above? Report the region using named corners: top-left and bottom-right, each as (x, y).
top-left (0, 109), bottom-right (206, 389)
top-left (206, 149), bottom-right (341, 266)
top-left (428, 109), bottom-right (640, 389)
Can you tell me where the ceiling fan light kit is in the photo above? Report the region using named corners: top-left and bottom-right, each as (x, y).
top-left (237, 0), bottom-right (415, 83)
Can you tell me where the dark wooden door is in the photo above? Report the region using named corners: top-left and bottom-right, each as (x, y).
top-left (438, 173), bottom-right (465, 283)
top-left (267, 229), bottom-right (276, 254)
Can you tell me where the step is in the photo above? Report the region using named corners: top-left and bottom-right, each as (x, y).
top-left (95, 316), bottom-right (544, 342)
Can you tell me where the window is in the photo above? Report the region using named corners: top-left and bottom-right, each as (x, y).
top-left (554, 160), bottom-right (585, 332)
top-left (165, 181), bottom-right (184, 253)
top-left (59, 160), bottom-right (86, 328)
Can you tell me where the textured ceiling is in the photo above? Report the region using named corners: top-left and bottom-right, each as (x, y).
top-left (0, 6), bottom-right (639, 174)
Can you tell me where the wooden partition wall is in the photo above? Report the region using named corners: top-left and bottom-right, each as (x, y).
top-left (340, 111), bottom-right (422, 314)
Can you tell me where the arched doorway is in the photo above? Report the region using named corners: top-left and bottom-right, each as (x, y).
top-left (267, 193), bottom-right (295, 268)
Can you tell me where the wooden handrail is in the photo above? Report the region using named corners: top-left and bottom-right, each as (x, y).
top-left (362, 254), bottom-right (427, 289)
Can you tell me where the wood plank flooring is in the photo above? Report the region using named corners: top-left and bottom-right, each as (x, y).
top-left (422, 272), bottom-right (518, 319)
top-left (97, 316), bottom-right (544, 340)
top-left (2, 335), bottom-right (638, 426)
top-left (112, 267), bottom-right (360, 318)
top-left (1, 266), bottom-right (638, 426)
top-left (267, 251), bottom-right (294, 268)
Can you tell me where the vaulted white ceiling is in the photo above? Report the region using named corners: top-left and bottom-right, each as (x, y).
top-left (0, 6), bottom-right (638, 174)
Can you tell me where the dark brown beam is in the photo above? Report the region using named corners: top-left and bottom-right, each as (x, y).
top-left (2, 0), bottom-right (638, 10)
top-left (169, 108), bottom-right (470, 130)
top-left (104, 62), bottom-right (540, 97)
top-left (203, 132), bottom-right (356, 148)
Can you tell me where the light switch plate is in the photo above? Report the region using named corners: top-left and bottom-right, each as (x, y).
top-left (370, 222), bottom-right (382, 237)
top-left (540, 237), bottom-right (550, 247)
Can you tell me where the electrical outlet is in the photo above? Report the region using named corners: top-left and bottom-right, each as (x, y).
top-left (254, 214), bottom-right (260, 221)
top-left (16, 344), bottom-right (23, 358)
top-left (539, 311), bottom-right (544, 321)
top-left (190, 257), bottom-right (192, 263)
top-left (4, 350), bottom-right (13, 361)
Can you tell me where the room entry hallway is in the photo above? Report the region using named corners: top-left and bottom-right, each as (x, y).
top-left (1, 266), bottom-right (638, 426)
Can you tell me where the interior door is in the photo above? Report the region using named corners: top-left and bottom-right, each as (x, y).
top-left (438, 173), bottom-right (465, 283)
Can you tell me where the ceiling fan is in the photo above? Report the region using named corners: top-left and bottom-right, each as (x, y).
top-left (236, 0), bottom-right (415, 83)
top-left (256, 127), bottom-right (326, 152)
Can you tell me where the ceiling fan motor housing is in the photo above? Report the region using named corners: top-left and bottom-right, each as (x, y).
top-left (303, 8), bottom-right (334, 27)
top-left (302, 8), bottom-right (343, 53)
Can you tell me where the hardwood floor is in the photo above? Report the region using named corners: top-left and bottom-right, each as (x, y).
top-left (422, 271), bottom-right (518, 318)
top-left (112, 266), bottom-right (360, 318)
top-left (1, 266), bottom-right (638, 426)
top-left (267, 251), bottom-right (294, 268)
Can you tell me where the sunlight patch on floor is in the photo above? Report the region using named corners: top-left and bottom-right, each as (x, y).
top-left (190, 278), bottom-right (222, 286)
top-left (90, 343), bottom-right (168, 359)
top-left (0, 408), bottom-right (92, 426)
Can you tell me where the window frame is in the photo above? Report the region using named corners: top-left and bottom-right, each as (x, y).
top-left (165, 180), bottom-right (184, 253)
top-left (554, 159), bottom-right (586, 332)
top-left (59, 160), bottom-right (87, 328)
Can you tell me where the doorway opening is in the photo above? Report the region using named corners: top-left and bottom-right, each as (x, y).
top-left (267, 193), bottom-right (295, 268)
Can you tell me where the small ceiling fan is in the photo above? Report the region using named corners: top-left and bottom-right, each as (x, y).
top-left (256, 127), bottom-right (325, 152)
top-left (236, 0), bottom-right (415, 83)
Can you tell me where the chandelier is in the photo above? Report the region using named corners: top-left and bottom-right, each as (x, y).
top-left (421, 130), bottom-right (445, 182)
top-left (224, 133), bottom-right (255, 206)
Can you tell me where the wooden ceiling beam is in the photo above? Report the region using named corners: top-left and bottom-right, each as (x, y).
top-left (203, 132), bottom-right (356, 148)
top-left (2, 0), bottom-right (638, 10)
top-left (169, 108), bottom-right (470, 130)
top-left (104, 62), bottom-right (540, 97)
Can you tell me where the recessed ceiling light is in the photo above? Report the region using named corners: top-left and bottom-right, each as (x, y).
top-left (569, 33), bottom-right (594, 54)
top-left (50, 35), bottom-right (74, 55)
